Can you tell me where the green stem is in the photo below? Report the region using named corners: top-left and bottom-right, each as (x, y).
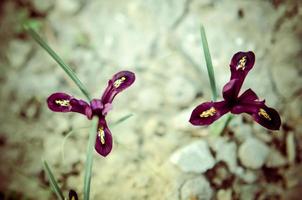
top-left (83, 117), bottom-right (98, 200)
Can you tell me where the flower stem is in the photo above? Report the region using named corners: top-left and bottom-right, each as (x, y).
top-left (83, 117), bottom-right (98, 200)
top-left (24, 24), bottom-right (92, 101)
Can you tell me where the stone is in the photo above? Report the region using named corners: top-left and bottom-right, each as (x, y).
top-left (181, 176), bottom-right (213, 200)
top-left (216, 141), bottom-right (237, 173)
top-left (235, 168), bottom-right (258, 184)
top-left (137, 87), bottom-right (162, 111)
top-left (32, 0), bottom-right (54, 13)
top-left (238, 138), bottom-right (270, 169)
top-left (238, 185), bottom-right (259, 200)
top-left (233, 124), bottom-right (253, 143)
top-left (164, 76), bottom-right (196, 107)
top-left (170, 140), bottom-right (215, 173)
top-left (286, 132), bottom-right (296, 164)
top-left (8, 40), bottom-right (32, 69)
top-left (208, 137), bottom-right (237, 172)
top-left (265, 148), bottom-right (287, 168)
top-left (217, 189), bottom-right (232, 200)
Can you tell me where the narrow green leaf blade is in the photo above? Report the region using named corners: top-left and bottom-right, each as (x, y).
top-left (200, 25), bottom-right (218, 101)
top-left (24, 25), bottom-right (91, 101)
top-left (42, 159), bottom-right (65, 200)
top-left (111, 113), bottom-right (134, 127)
top-left (83, 117), bottom-right (98, 200)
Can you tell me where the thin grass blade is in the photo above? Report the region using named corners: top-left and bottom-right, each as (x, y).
top-left (83, 117), bottom-right (98, 200)
top-left (111, 113), bottom-right (133, 127)
top-left (200, 25), bottom-right (218, 101)
top-left (24, 25), bottom-right (91, 101)
top-left (42, 159), bottom-right (65, 200)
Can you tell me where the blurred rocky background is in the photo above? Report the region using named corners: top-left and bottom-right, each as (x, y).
top-left (0, 0), bottom-right (301, 199)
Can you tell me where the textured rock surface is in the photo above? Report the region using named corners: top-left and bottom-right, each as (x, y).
top-left (170, 140), bottom-right (215, 173)
top-left (238, 138), bottom-right (270, 169)
top-left (0, 0), bottom-right (301, 199)
top-left (181, 176), bottom-right (213, 200)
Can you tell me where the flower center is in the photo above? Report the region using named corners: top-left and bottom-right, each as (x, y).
top-left (236, 56), bottom-right (247, 70)
top-left (200, 107), bottom-right (216, 118)
top-left (258, 108), bottom-right (271, 120)
top-left (98, 127), bottom-right (105, 144)
top-left (113, 76), bottom-right (126, 88)
top-left (55, 99), bottom-right (70, 106)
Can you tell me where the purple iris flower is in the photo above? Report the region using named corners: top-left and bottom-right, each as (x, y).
top-left (47, 71), bottom-right (135, 156)
top-left (189, 51), bottom-right (281, 130)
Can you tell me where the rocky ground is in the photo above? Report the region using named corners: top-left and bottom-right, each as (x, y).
top-left (0, 0), bottom-right (301, 199)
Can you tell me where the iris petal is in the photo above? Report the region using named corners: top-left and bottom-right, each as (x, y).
top-left (47, 92), bottom-right (91, 117)
top-left (94, 119), bottom-right (113, 157)
top-left (232, 101), bottom-right (281, 130)
top-left (238, 88), bottom-right (259, 102)
top-left (47, 92), bottom-right (72, 112)
top-left (222, 79), bottom-right (241, 101)
top-left (229, 51), bottom-right (255, 83)
top-left (189, 101), bottom-right (230, 126)
top-left (101, 71), bottom-right (135, 104)
top-left (252, 105), bottom-right (281, 130)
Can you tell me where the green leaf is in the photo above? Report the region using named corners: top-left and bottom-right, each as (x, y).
top-left (111, 113), bottom-right (134, 127)
top-left (42, 159), bottom-right (65, 200)
top-left (83, 117), bottom-right (98, 200)
top-left (200, 25), bottom-right (218, 101)
top-left (24, 24), bottom-right (91, 101)
top-left (199, 25), bottom-right (233, 135)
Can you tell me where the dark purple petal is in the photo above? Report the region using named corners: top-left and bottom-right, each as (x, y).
top-left (47, 92), bottom-right (91, 117)
top-left (189, 101), bottom-right (230, 126)
top-left (90, 99), bottom-right (104, 116)
top-left (68, 190), bottom-right (78, 200)
top-left (231, 100), bottom-right (263, 114)
top-left (231, 101), bottom-right (281, 131)
top-left (222, 79), bottom-right (241, 101)
top-left (252, 105), bottom-right (281, 130)
top-left (47, 92), bottom-right (73, 112)
top-left (230, 51), bottom-right (255, 82)
top-left (238, 88), bottom-right (259, 102)
top-left (95, 119), bottom-right (113, 157)
top-left (101, 71), bottom-right (135, 104)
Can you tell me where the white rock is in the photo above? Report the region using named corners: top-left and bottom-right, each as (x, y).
top-left (137, 87), bottom-right (162, 111)
top-left (181, 176), bottom-right (213, 200)
top-left (238, 138), bottom-right (269, 169)
top-left (233, 124), bottom-right (253, 143)
top-left (165, 76), bottom-right (196, 107)
top-left (235, 168), bottom-right (258, 183)
top-left (216, 141), bottom-right (238, 172)
top-left (170, 140), bottom-right (215, 173)
top-left (217, 189), bottom-right (232, 200)
top-left (266, 149), bottom-right (287, 168)
top-left (8, 40), bottom-right (32, 69)
top-left (286, 132), bottom-right (296, 164)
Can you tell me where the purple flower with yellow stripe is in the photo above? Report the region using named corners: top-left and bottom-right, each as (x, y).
top-left (189, 51), bottom-right (281, 130)
top-left (47, 71), bottom-right (135, 156)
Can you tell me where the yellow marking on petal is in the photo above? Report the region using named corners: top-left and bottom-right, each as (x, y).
top-left (258, 108), bottom-right (271, 120)
top-left (200, 107), bottom-right (216, 118)
top-left (98, 127), bottom-right (105, 144)
top-left (236, 56), bottom-right (247, 70)
top-left (55, 99), bottom-right (70, 106)
top-left (113, 76), bottom-right (126, 88)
